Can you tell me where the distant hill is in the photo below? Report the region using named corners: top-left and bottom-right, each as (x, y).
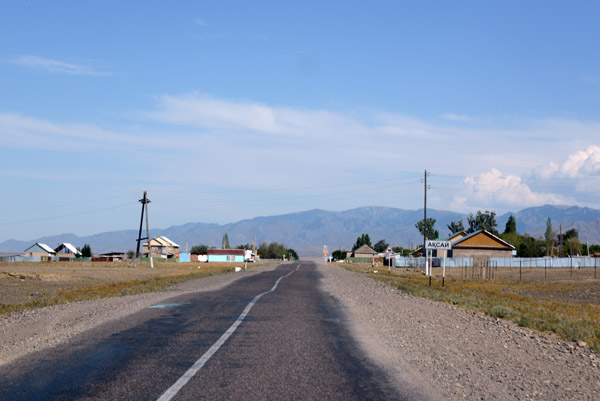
top-left (2, 205), bottom-right (599, 256)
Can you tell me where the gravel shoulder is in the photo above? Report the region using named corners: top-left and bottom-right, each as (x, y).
top-left (316, 262), bottom-right (600, 401)
top-left (0, 264), bottom-right (279, 367)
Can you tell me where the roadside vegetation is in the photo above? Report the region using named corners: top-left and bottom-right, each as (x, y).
top-left (0, 262), bottom-right (242, 316)
top-left (343, 263), bottom-right (600, 353)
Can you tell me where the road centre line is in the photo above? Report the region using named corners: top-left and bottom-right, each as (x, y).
top-left (157, 263), bottom-right (302, 401)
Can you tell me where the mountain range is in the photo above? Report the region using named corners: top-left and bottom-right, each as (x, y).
top-left (2, 205), bottom-right (600, 256)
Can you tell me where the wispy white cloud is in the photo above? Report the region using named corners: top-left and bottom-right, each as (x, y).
top-left (12, 55), bottom-right (108, 76)
top-left (3, 93), bottom-right (600, 213)
top-left (440, 112), bottom-right (475, 123)
top-left (0, 112), bottom-right (159, 152)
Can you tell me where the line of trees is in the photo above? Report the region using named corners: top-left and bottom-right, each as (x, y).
top-left (424, 211), bottom-right (596, 257)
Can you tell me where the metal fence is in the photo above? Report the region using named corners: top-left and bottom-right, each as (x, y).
top-left (394, 257), bottom-right (473, 268)
top-left (490, 257), bottom-right (600, 269)
top-left (0, 256), bottom-right (42, 262)
top-left (394, 256), bottom-right (600, 269)
top-left (0, 256), bottom-right (94, 263)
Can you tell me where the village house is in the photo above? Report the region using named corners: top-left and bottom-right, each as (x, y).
top-left (23, 243), bottom-right (56, 258)
top-left (207, 249), bottom-right (246, 262)
top-left (450, 230), bottom-right (515, 260)
top-left (143, 236), bottom-right (179, 259)
top-left (54, 243), bottom-right (82, 258)
top-left (348, 244), bottom-right (378, 263)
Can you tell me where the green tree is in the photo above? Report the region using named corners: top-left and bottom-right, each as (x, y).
top-left (126, 250), bottom-right (135, 260)
top-left (392, 246), bottom-right (412, 257)
top-left (517, 234), bottom-right (546, 257)
top-left (80, 244), bottom-right (92, 258)
top-left (222, 233), bottom-right (230, 249)
top-left (286, 248), bottom-right (299, 261)
top-left (563, 229), bottom-right (581, 256)
top-left (352, 233), bottom-right (372, 251)
top-left (415, 218), bottom-right (439, 240)
top-left (373, 239), bottom-right (389, 253)
top-left (191, 244), bottom-right (208, 254)
top-left (332, 249), bottom-right (347, 260)
top-left (467, 210), bottom-right (498, 235)
top-left (447, 220), bottom-right (464, 235)
top-left (258, 242), bottom-right (288, 259)
top-left (503, 215), bottom-right (517, 234)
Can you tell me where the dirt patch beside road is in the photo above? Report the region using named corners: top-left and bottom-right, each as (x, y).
top-left (317, 262), bottom-right (600, 401)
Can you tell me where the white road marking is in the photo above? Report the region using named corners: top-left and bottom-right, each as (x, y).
top-left (157, 264), bottom-right (302, 401)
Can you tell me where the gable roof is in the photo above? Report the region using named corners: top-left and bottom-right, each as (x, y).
top-left (353, 244), bottom-right (376, 254)
top-left (24, 243), bottom-right (56, 254)
top-left (145, 236), bottom-right (179, 248)
top-left (452, 230), bottom-right (515, 250)
top-left (448, 231), bottom-right (468, 243)
top-left (55, 243), bottom-right (82, 255)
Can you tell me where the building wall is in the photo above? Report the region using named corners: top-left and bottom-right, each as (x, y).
top-left (27, 251), bottom-right (53, 257)
top-left (354, 252), bottom-right (376, 260)
top-left (208, 254), bottom-right (245, 262)
top-left (453, 248), bottom-right (513, 259)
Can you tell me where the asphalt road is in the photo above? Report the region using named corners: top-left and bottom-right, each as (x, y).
top-left (0, 262), bottom-right (406, 400)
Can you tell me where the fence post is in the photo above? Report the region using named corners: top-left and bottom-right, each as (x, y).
top-left (570, 256), bottom-right (573, 278)
top-left (544, 258), bottom-right (547, 281)
top-left (520, 259), bottom-right (522, 282)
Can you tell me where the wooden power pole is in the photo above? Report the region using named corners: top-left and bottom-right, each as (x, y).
top-left (135, 191), bottom-right (153, 268)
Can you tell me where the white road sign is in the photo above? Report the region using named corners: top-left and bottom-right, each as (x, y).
top-left (425, 240), bottom-right (452, 250)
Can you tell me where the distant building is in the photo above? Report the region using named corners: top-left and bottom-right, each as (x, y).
top-left (99, 252), bottom-right (126, 261)
top-left (55, 243), bottom-right (82, 258)
top-left (207, 249), bottom-right (246, 262)
top-left (350, 244), bottom-right (378, 263)
top-left (24, 243), bottom-right (56, 257)
top-left (143, 236), bottom-right (179, 259)
top-left (450, 230), bottom-right (515, 260)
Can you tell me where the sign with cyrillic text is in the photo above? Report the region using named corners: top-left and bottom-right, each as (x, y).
top-left (425, 240), bottom-right (452, 250)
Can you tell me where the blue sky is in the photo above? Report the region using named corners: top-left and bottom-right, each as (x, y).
top-left (1, 0), bottom-right (599, 242)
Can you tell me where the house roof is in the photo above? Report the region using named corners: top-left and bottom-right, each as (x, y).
top-left (24, 243), bottom-right (56, 254)
top-left (353, 244), bottom-right (376, 254)
top-left (448, 231), bottom-right (468, 242)
top-left (452, 230), bottom-right (515, 250)
top-left (145, 236), bottom-right (179, 248)
top-left (55, 243), bottom-right (81, 255)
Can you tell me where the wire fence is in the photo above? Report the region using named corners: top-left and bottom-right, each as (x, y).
top-left (394, 256), bottom-right (600, 281)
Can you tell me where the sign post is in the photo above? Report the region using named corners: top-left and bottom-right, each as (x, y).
top-left (425, 241), bottom-right (452, 287)
top-left (385, 246), bottom-right (394, 274)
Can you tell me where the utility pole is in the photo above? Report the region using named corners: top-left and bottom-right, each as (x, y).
top-left (559, 224), bottom-right (563, 258)
top-left (134, 191), bottom-right (153, 268)
top-left (423, 169), bottom-right (430, 276)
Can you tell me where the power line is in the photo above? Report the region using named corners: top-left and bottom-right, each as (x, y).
top-left (0, 202), bottom-right (137, 226)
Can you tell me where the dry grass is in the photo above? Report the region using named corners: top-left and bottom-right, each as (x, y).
top-left (343, 263), bottom-right (600, 353)
top-left (0, 261), bottom-right (246, 316)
